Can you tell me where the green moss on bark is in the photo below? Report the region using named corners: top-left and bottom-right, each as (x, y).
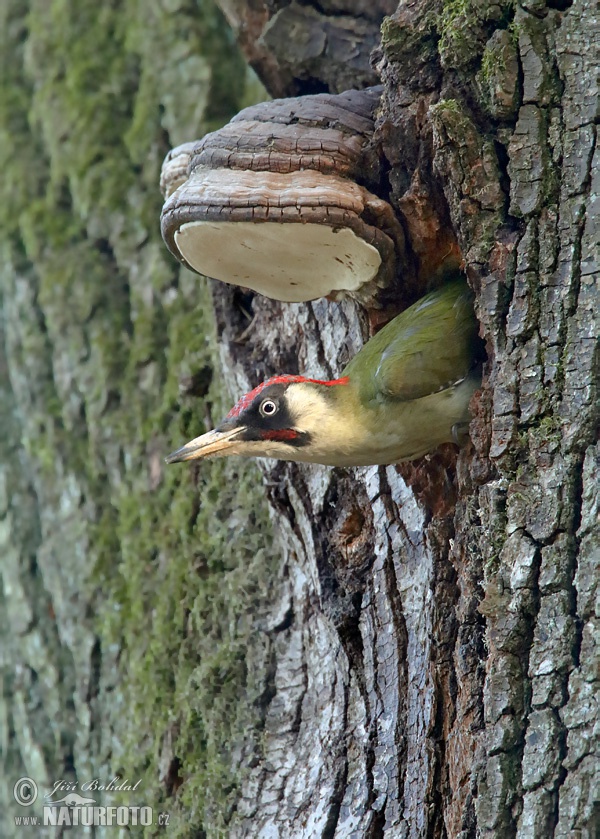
top-left (1, 1), bottom-right (271, 835)
top-left (436, 0), bottom-right (515, 72)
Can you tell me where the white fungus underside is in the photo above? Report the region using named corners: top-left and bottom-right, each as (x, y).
top-left (175, 221), bottom-right (382, 302)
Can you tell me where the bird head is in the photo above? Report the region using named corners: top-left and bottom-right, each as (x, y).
top-left (166, 374), bottom-right (350, 465)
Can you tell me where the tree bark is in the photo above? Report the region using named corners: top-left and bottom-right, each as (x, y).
top-left (1, 1), bottom-right (597, 838)
top-left (211, 0), bottom-right (599, 836)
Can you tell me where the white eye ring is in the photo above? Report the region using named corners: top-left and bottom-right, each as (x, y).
top-left (260, 399), bottom-right (278, 417)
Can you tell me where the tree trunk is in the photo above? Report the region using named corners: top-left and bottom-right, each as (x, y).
top-left (210, 0), bottom-right (599, 836)
top-left (1, 1), bottom-right (597, 839)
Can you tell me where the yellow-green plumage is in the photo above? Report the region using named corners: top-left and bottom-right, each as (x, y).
top-left (305, 279), bottom-right (481, 465)
top-left (344, 280), bottom-right (479, 405)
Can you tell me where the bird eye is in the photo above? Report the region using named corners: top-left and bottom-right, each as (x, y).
top-left (260, 399), bottom-right (278, 417)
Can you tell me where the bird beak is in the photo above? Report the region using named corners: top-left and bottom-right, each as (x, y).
top-left (165, 426), bottom-right (242, 463)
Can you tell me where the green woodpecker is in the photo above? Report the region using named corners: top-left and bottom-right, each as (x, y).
top-left (166, 281), bottom-right (481, 468)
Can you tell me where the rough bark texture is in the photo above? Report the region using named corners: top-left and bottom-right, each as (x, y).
top-left (210, 0), bottom-right (599, 836)
top-left (1, 2), bottom-right (597, 839)
top-left (214, 0), bottom-right (396, 96)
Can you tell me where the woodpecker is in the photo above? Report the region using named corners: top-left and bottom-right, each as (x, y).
top-left (166, 280), bottom-right (482, 468)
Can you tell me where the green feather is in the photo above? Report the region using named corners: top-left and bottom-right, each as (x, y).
top-left (343, 280), bottom-right (479, 406)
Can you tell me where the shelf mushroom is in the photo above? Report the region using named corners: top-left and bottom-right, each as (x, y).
top-left (160, 88), bottom-right (406, 303)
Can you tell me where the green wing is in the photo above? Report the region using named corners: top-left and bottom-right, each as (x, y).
top-left (344, 281), bottom-right (479, 403)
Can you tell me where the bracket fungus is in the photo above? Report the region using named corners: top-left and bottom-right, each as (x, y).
top-left (160, 87), bottom-right (406, 303)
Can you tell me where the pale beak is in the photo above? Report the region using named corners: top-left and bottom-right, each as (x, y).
top-left (165, 426), bottom-right (242, 463)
